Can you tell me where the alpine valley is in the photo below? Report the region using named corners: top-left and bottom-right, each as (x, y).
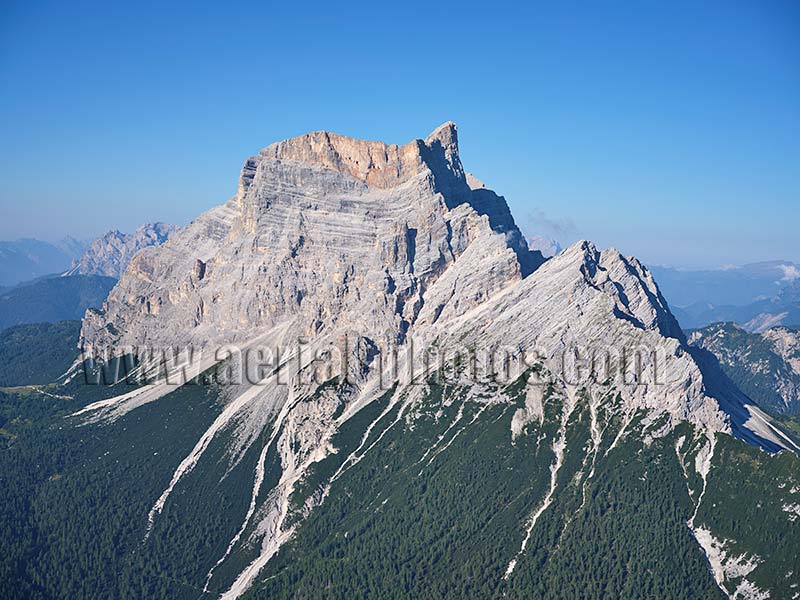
top-left (2, 124), bottom-right (799, 600)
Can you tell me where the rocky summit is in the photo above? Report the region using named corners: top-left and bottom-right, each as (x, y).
top-left (79, 123), bottom-right (790, 453)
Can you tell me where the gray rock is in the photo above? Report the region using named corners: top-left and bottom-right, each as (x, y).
top-left (66, 222), bottom-right (177, 278)
top-left (79, 124), bottom-right (793, 454)
top-left (525, 235), bottom-right (562, 258)
top-left (690, 322), bottom-right (800, 414)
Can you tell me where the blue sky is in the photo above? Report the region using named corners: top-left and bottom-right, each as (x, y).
top-left (1, 1), bottom-right (798, 268)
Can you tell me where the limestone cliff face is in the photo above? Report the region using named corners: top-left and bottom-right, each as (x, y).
top-left (66, 222), bottom-right (177, 279)
top-left (81, 123), bottom-right (542, 354)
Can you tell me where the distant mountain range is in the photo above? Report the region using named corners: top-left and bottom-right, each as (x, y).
top-left (0, 223), bottom-right (176, 331)
top-left (65, 222), bottom-right (177, 278)
top-left (690, 322), bottom-right (800, 416)
top-left (673, 293), bottom-right (800, 333)
top-left (650, 262), bottom-right (800, 332)
top-left (650, 261), bottom-right (799, 306)
top-left (525, 235), bottom-right (562, 258)
top-left (0, 275), bottom-right (116, 331)
top-left (0, 223), bottom-right (178, 288)
top-left (0, 237), bottom-right (88, 287)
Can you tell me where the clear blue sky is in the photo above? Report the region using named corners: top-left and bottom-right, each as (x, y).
top-left (1, 1), bottom-right (798, 268)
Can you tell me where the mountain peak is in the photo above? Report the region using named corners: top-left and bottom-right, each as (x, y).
top-left (80, 125), bottom-right (793, 458)
top-left (424, 120), bottom-right (459, 151)
top-left (239, 122), bottom-right (462, 193)
top-left (65, 222), bottom-right (177, 278)
top-left (83, 124), bottom-right (537, 356)
top-left (68, 123), bottom-right (800, 600)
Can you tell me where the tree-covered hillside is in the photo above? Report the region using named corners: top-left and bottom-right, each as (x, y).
top-left (0, 275), bottom-right (115, 331)
top-left (1, 363), bottom-right (798, 599)
top-left (689, 322), bottom-right (800, 415)
top-left (0, 320), bottom-right (81, 387)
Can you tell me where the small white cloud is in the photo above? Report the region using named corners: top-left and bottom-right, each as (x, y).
top-left (523, 209), bottom-right (578, 238)
top-left (778, 264), bottom-right (800, 282)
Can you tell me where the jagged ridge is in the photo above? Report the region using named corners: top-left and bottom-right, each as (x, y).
top-left (65, 222), bottom-right (177, 278)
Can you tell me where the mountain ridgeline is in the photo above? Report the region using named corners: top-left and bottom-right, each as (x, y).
top-left (651, 263), bottom-right (800, 332)
top-left (2, 124), bottom-right (798, 600)
top-left (65, 222), bottom-right (177, 278)
top-left (0, 237), bottom-right (87, 287)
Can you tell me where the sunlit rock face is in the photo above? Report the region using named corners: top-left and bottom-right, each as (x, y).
top-left (81, 122), bottom-right (542, 356)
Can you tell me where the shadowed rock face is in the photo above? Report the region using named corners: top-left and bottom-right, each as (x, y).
top-left (690, 322), bottom-right (800, 415)
top-left (81, 122), bottom-right (543, 354)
